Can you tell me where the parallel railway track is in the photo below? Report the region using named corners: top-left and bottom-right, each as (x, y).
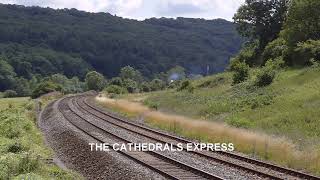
top-left (57, 94), bottom-right (320, 180)
top-left (58, 96), bottom-right (224, 180)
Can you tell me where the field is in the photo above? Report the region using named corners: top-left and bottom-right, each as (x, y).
top-left (97, 67), bottom-right (320, 175)
top-left (0, 97), bottom-right (80, 179)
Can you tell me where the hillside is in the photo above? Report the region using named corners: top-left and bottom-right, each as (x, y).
top-left (102, 67), bottom-right (320, 175)
top-left (0, 3), bottom-right (242, 82)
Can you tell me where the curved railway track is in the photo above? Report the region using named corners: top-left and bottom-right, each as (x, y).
top-left (58, 96), bottom-right (224, 180)
top-left (57, 94), bottom-right (320, 180)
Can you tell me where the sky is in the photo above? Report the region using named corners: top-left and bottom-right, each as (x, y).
top-left (0, 0), bottom-right (245, 21)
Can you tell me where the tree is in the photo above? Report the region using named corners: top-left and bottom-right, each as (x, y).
top-left (31, 81), bottom-right (62, 98)
top-left (123, 79), bottom-right (138, 93)
top-left (119, 66), bottom-right (143, 83)
top-left (281, 0), bottom-right (320, 64)
top-left (109, 77), bottom-right (123, 86)
top-left (85, 71), bottom-right (105, 91)
top-left (0, 58), bottom-right (16, 91)
top-left (149, 79), bottom-right (166, 91)
top-left (234, 0), bottom-right (289, 52)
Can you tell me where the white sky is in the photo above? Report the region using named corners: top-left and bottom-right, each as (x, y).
top-left (0, 0), bottom-right (245, 21)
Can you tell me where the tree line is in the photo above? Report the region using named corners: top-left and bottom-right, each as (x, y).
top-left (0, 3), bottom-right (243, 95)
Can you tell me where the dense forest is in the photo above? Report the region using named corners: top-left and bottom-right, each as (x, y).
top-left (0, 3), bottom-right (243, 92)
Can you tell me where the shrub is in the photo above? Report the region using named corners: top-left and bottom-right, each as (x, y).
top-left (3, 90), bottom-right (18, 98)
top-left (7, 142), bottom-right (23, 153)
top-left (144, 101), bottom-right (159, 110)
top-left (140, 82), bottom-right (151, 92)
top-left (254, 59), bottom-right (282, 87)
top-left (262, 38), bottom-right (288, 64)
top-left (109, 77), bottom-right (123, 86)
top-left (123, 79), bottom-right (138, 93)
top-left (255, 69), bottom-right (275, 87)
top-left (31, 81), bottom-right (62, 99)
top-left (177, 80), bottom-right (194, 93)
top-left (104, 85), bottom-right (127, 94)
top-left (177, 80), bottom-right (190, 91)
top-left (228, 58), bottom-right (242, 71)
top-left (295, 40), bottom-right (320, 65)
top-left (149, 79), bottom-right (165, 91)
top-left (232, 62), bottom-right (249, 84)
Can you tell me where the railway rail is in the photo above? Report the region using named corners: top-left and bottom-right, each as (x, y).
top-left (58, 96), bottom-right (224, 180)
top-left (57, 93), bottom-right (320, 180)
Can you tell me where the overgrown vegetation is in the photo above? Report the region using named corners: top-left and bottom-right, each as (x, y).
top-left (100, 67), bottom-right (320, 175)
top-left (0, 98), bottom-right (81, 179)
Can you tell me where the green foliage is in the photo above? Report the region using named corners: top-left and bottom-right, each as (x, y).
top-left (232, 61), bottom-right (249, 84)
top-left (3, 90), bottom-right (18, 98)
top-left (282, 0), bottom-right (320, 48)
top-left (140, 82), bottom-right (151, 92)
top-left (31, 81), bottom-right (62, 99)
top-left (229, 41), bottom-right (259, 66)
top-left (120, 66), bottom-right (143, 83)
top-left (255, 58), bottom-right (284, 87)
top-left (227, 117), bottom-right (253, 129)
top-left (233, 0), bottom-right (289, 50)
top-left (262, 38), bottom-right (288, 63)
top-left (144, 100), bottom-right (159, 110)
top-left (123, 79), bottom-right (138, 93)
top-left (0, 98), bottom-right (81, 179)
top-left (109, 77), bottom-right (123, 86)
top-left (0, 4), bottom-right (242, 82)
top-left (0, 58), bottom-right (16, 91)
top-left (85, 71), bottom-right (105, 91)
top-left (50, 74), bottom-right (84, 94)
top-left (197, 76), bottom-right (227, 88)
top-left (255, 67), bottom-right (276, 87)
top-left (294, 40), bottom-right (320, 65)
top-left (104, 85), bottom-right (127, 95)
top-left (149, 79), bottom-right (166, 91)
top-left (177, 80), bottom-right (194, 93)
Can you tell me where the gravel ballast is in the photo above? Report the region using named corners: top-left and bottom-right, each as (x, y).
top-left (39, 98), bottom-right (165, 180)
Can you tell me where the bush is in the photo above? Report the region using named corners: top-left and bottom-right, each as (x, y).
top-left (140, 82), bottom-right (151, 92)
top-left (3, 90), bottom-right (18, 98)
top-left (295, 40), bottom-right (320, 65)
top-left (232, 62), bottom-right (249, 84)
top-left (104, 85), bottom-right (127, 94)
top-left (262, 38), bottom-right (288, 64)
top-left (254, 59), bottom-right (282, 87)
top-left (31, 81), bottom-right (62, 99)
top-left (123, 79), bottom-right (138, 93)
top-left (109, 77), bottom-right (123, 86)
top-left (255, 68), bottom-right (276, 87)
top-left (177, 80), bottom-right (194, 93)
top-left (149, 79), bottom-right (165, 91)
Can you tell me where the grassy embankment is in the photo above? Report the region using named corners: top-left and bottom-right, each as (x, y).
top-left (0, 96), bottom-right (81, 179)
top-left (96, 67), bottom-right (320, 175)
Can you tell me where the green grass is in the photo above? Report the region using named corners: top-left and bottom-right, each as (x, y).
top-left (144, 68), bottom-right (320, 145)
top-left (0, 97), bottom-right (81, 179)
top-left (110, 67), bottom-right (320, 174)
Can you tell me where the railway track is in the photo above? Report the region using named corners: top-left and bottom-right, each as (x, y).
top-left (79, 94), bottom-right (319, 180)
top-left (58, 96), bottom-right (224, 180)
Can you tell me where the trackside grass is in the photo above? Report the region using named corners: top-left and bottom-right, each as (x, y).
top-left (0, 97), bottom-right (81, 179)
top-left (96, 67), bottom-right (320, 175)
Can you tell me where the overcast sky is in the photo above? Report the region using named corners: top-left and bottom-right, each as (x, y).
top-left (0, 0), bottom-right (245, 21)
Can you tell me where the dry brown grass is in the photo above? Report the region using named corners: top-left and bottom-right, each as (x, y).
top-left (96, 96), bottom-right (320, 174)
